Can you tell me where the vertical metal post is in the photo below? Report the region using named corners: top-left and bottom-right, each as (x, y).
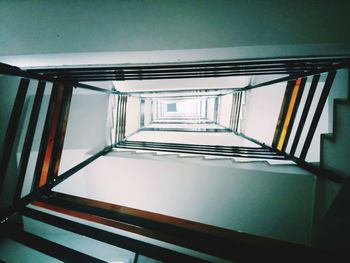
top-left (140, 98), bottom-right (145, 128)
top-left (214, 97), bottom-right (219, 124)
top-left (289, 75), bottom-right (320, 156)
top-left (272, 81), bottom-right (295, 148)
top-left (235, 92), bottom-right (243, 132)
top-left (0, 78), bottom-right (29, 193)
top-left (32, 85), bottom-right (61, 190)
top-left (280, 78), bottom-right (306, 152)
top-left (47, 86), bottom-right (73, 183)
top-left (300, 71), bottom-right (336, 160)
top-left (14, 81), bottom-right (45, 202)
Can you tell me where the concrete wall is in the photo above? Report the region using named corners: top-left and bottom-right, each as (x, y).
top-left (242, 83), bottom-right (286, 145)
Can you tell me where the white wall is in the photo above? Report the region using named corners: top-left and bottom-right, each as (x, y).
top-left (242, 83), bottom-right (286, 145)
top-left (54, 154), bottom-right (315, 245)
top-left (206, 98), bottom-right (215, 121)
top-left (218, 94), bottom-right (233, 128)
top-left (144, 99), bottom-right (152, 126)
top-left (125, 96), bottom-right (141, 137)
top-left (58, 90), bottom-right (110, 175)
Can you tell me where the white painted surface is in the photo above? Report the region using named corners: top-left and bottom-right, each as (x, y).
top-left (242, 82), bottom-right (286, 145)
top-left (53, 154), bottom-right (315, 245)
top-left (58, 90), bottom-right (110, 175)
top-left (144, 99), bottom-right (152, 126)
top-left (218, 93), bottom-right (233, 128)
top-left (125, 96), bottom-right (141, 137)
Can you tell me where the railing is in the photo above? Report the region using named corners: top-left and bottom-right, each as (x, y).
top-left (236, 69), bottom-right (346, 183)
top-left (1, 58), bottom-right (350, 261)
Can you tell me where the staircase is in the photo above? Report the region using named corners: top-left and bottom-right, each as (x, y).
top-left (312, 75), bottom-right (350, 251)
top-left (321, 99), bottom-right (350, 177)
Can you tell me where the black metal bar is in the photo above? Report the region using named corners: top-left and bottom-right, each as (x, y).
top-left (47, 70), bottom-right (305, 80)
top-left (117, 144), bottom-right (279, 157)
top-left (300, 71), bottom-right (337, 160)
top-left (139, 127), bottom-right (232, 133)
top-left (230, 93), bottom-right (237, 130)
top-left (140, 98), bottom-right (145, 127)
top-left (289, 75), bottom-right (320, 156)
top-left (145, 94), bottom-right (222, 99)
top-left (121, 96), bottom-right (126, 140)
top-left (116, 145), bottom-right (284, 159)
top-left (238, 131), bottom-right (345, 183)
top-left (29, 195), bottom-right (349, 263)
top-left (61, 71), bottom-right (294, 81)
top-left (114, 95), bottom-right (119, 145)
top-left (272, 81), bottom-right (295, 148)
top-left (239, 61), bottom-right (349, 92)
top-left (151, 121), bottom-right (216, 124)
top-left (32, 86), bottom-right (60, 190)
top-left (118, 145), bottom-right (275, 156)
top-left (22, 208), bottom-right (207, 263)
top-left (281, 78), bottom-right (307, 152)
top-left (125, 87), bottom-right (242, 96)
top-left (1, 58), bottom-right (344, 88)
top-left (0, 63), bottom-right (117, 95)
top-left (155, 116), bottom-right (208, 120)
top-left (0, 146), bottom-right (112, 223)
top-left (29, 57), bottom-right (348, 78)
top-left (118, 96), bottom-right (123, 142)
top-left (0, 78), bottom-right (29, 193)
top-left (119, 95), bottom-right (126, 141)
top-left (2, 227), bottom-right (106, 263)
top-left (14, 81), bottom-right (46, 203)
top-left (51, 62), bottom-right (348, 82)
top-left (233, 93), bottom-right (238, 130)
top-left (42, 68), bottom-right (308, 78)
top-left (39, 193), bottom-right (242, 260)
top-left (121, 140), bottom-right (267, 150)
top-left (47, 86), bottom-right (73, 183)
top-left (35, 64), bottom-right (326, 75)
top-left (115, 95), bottom-right (121, 144)
top-left (235, 92), bottom-right (243, 132)
top-left (122, 96), bottom-right (128, 139)
top-left (29, 56), bottom-right (348, 72)
top-left (41, 192), bottom-right (278, 261)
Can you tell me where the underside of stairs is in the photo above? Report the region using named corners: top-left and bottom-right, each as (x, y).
top-left (312, 72), bottom-right (350, 251)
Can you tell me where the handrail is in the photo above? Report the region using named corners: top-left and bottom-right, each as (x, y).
top-left (27, 57), bottom-right (350, 82)
top-left (29, 192), bottom-right (348, 262)
top-left (0, 146), bottom-right (112, 224)
top-left (0, 62), bottom-right (118, 94)
top-left (238, 132), bottom-right (346, 183)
